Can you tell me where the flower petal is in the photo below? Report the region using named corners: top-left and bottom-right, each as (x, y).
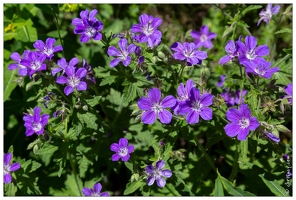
top-left (200, 93), bottom-right (213, 106)
top-left (93, 182), bottom-right (102, 194)
top-left (4, 153), bottom-right (12, 165)
top-left (156, 160), bottom-right (165, 170)
top-left (161, 95), bottom-right (176, 108)
top-left (224, 123), bottom-right (241, 137)
top-left (255, 45), bottom-right (269, 56)
top-left (65, 66), bottom-right (75, 77)
top-left (64, 86), bottom-right (74, 96)
top-left (161, 169), bottom-right (172, 178)
top-left (200, 107), bottom-right (212, 121)
top-left (122, 56), bottom-right (131, 67)
top-left (121, 154), bottom-right (130, 162)
top-left (189, 88), bottom-right (200, 102)
top-left (110, 143), bottom-right (119, 152)
top-left (10, 163), bottom-right (20, 172)
top-left (112, 154), bottom-right (121, 161)
top-left (239, 104), bottom-right (251, 119)
top-left (110, 58), bottom-right (121, 68)
top-left (118, 38), bottom-right (128, 51)
top-left (82, 188), bottom-right (92, 196)
top-left (76, 82), bottom-right (87, 91)
top-left (147, 176), bottom-right (155, 186)
top-left (158, 110), bottom-right (173, 124)
top-left (148, 88), bottom-right (161, 103)
top-left (76, 68), bottom-right (87, 79)
top-left (226, 108), bottom-right (241, 122)
top-left (142, 110), bottom-right (156, 124)
top-left (119, 138), bottom-right (128, 147)
top-left (69, 57), bottom-right (79, 67)
top-left (4, 174), bottom-right (12, 184)
top-left (245, 36), bottom-right (257, 50)
top-left (156, 177), bottom-right (166, 188)
top-left (186, 110), bottom-right (199, 124)
top-left (100, 192), bottom-right (110, 197)
top-left (127, 145), bottom-right (134, 154)
top-left (248, 117), bottom-right (260, 130)
top-left (41, 114), bottom-right (50, 126)
top-left (138, 97), bottom-right (152, 110)
top-left (219, 55), bottom-right (232, 65)
top-left (56, 76), bottom-right (67, 84)
top-left (146, 165), bottom-right (154, 174)
top-left (237, 128), bottom-right (250, 141)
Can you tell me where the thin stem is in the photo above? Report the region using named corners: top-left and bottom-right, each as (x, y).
top-left (51, 6), bottom-right (65, 58)
top-left (167, 64), bottom-right (177, 84)
top-left (68, 151), bottom-right (82, 196)
top-left (239, 64), bottom-right (244, 104)
top-left (229, 140), bottom-right (239, 182)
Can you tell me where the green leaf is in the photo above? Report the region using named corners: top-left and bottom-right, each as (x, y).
top-left (222, 25), bottom-right (234, 40)
top-left (122, 83), bottom-right (138, 105)
top-left (36, 142), bottom-right (58, 155)
top-left (124, 162), bottom-right (133, 172)
top-left (4, 64), bottom-right (17, 102)
top-left (238, 138), bottom-right (248, 169)
top-left (16, 19), bottom-right (37, 42)
top-left (64, 174), bottom-right (83, 196)
top-left (214, 177), bottom-right (224, 196)
top-left (99, 75), bottom-right (117, 86)
top-left (85, 95), bottom-right (102, 107)
top-left (47, 30), bottom-right (68, 38)
top-left (28, 161), bottom-right (42, 173)
top-left (237, 20), bottom-right (249, 28)
top-left (259, 174), bottom-right (289, 196)
top-left (275, 28), bottom-right (292, 35)
top-left (123, 179), bottom-right (146, 195)
top-left (241, 5), bottom-right (262, 16)
top-left (78, 155), bottom-right (92, 178)
top-left (76, 112), bottom-right (98, 130)
top-left (4, 32), bottom-right (17, 41)
top-left (273, 71), bottom-right (291, 85)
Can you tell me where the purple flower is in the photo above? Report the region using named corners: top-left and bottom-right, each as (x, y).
top-left (216, 75), bottom-right (226, 87)
top-left (236, 35), bottom-right (269, 67)
top-left (8, 50), bottom-right (30, 76)
top-left (190, 25), bottom-right (217, 49)
top-left (82, 182), bottom-right (110, 197)
top-left (23, 106), bottom-right (50, 136)
top-left (107, 38), bottom-right (136, 68)
top-left (110, 138), bottom-right (134, 162)
top-left (52, 57), bottom-right (79, 76)
top-left (20, 51), bottom-right (47, 78)
top-left (81, 58), bottom-right (96, 84)
top-left (33, 37), bottom-right (63, 60)
top-left (171, 42), bottom-right (207, 66)
top-left (172, 79), bottom-right (195, 115)
top-left (138, 56), bottom-right (145, 66)
top-left (283, 154), bottom-right (290, 161)
top-left (4, 153), bottom-right (21, 184)
top-left (71, 9), bottom-right (103, 43)
top-left (178, 88), bottom-right (213, 124)
top-left (243, 59), bottom-right (279, 79)
top-left (56, 65), bottom-right (87, 96)
top-left (257, 4), bottom-right (281, 26)
top-left (130, 14), bottom-right (162, 48)
top-left (224, 104), bottom-right (260, 140)
top-left (138, 88), bottom-right (176, 124)
top-left (284, 83), bottom-right (292, 105)
top-left (146, 160), bottom-right (172, 188)
top-left (43, 92), bottom-right (56, 108)
top-left (221, 89), bottom-right (247, 107)
top-left (265, 132), bottom-right (280, 143)
top-left (219, 40), bottom-right (240, 65)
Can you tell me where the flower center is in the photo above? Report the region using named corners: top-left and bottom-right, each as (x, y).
top-left (153, 169), bottom-right (162, 178)
top-left (246, 50), bottom-right (257, 61)
top-left (238, 117), bottom-right (250, 129)
top-left (152, 103), bottom-right (163, 113)
top-left (254, 66), bottom-right (266, 76)
top-left (4, 164), bottom-right (10, 174)
top-left (32, 122), bottom-right (42, 132)
top-left (142, 24), bottom-right (154, 36)
top-left (119, 50), bottom-right (128, 60)
top-left (67, 76), bottom-right (80, 87)
top-left (118, 147), bottom-right (128, 157)
top-left (192, 101), bottom-right (202, 112)
top-left (44, 47), bottom-right (53, 56)
top-left (30, 61), bottom-right (41, 70)
top-left (200, 34), bottom-right (208, 42)
top-left (85, 26), bottom-right (96, 37)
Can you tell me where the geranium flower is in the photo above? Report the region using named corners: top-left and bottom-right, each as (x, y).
top-left (190, 25), bottom-right (217, 49)
top-left (146, 160), bottom-right (172, 188)
top-left (110, 138), bottom-right (134, 162)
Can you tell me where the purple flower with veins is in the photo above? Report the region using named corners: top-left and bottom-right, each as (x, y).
top-left (219, 40), bottom-right (240, 65)
top-left (4, 153), bottom-right (20, 184)
top-left (23, 106), bottom-right (50, 136)
top-left (107, 38), bottom-right (136, 68)
top-left (265, 132), bottom-right (280, 143)
top-left (56, 65), bottom-right (87, 96)
top-left (146, 160), bottom-right (172, 188)
top-left (172, 79), bottom-right (195, 115)
top-left (20, 51), bottom-right (47, 78)
top-left (243, 59), bottom-right (279, 79)
top-left (33, 37), bottom-right (63, 60)
top-left (8, 50), bottom-right (30, 76)
top-left (221, 89), bottom-right (247, 107)
top-left (82, 182), bottom-right (110, 197)
top-left (284, 83), bottom-right (292, 105)
top-left (52, 57), bottom-right (79, 76)
top-left (217, 75), bottom-right (226, 87)
top-left (138, 88), bottom-right (176, 124)
top-left (179, 88), bottom-right (213, 124)
top-left (110, 138), bottom-right (134, 162)
top-left (81, 58), bottom-right (96, 84)
top-left (190, 25), bottom-right (217, 49)
top-left (236, 35), bottom-right (269, 67)
top-left (257, 4), bottom-right (281, 26)
top-left (71, 9), bottom-right (103, 43)
top-left (130, 14), bottom-right (162, 48)
top-left (171, 42), bottom-right (207, 66)
top-left (224, 104), bottom-right (260, 140)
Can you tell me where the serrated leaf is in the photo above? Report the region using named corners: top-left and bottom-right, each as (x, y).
top-left (275, 28), bottom-right (292, 35)
top-left (28, 161), bottom-right (42, 173)
top-left (36, 142), bottom-right (58, 155)
top-left (99, 75), bottom-right (117, 86)
top-left (214, 177), bottom-right (224, 196)
top-left (123, 179), bottom-right (146, 195)
top-left (78, 156), bottom-right (92, 178)
top-left (222, 25), bottom-right (234, 39)
top-left (237, 20), bottom-right (249, 28)
top-left (122, 83), bottom-right (138, 105)
top-left (259, 174), bottom-right (289, 196)
top-left (273, 71), bottom-right (291, 85)
top-left (85, 95), bottom-right (102, 107)
top-left (76, 112), bottom-right (98, 130)
top-left (238, 138), bottom-right (248, 169)
top-left (241, 5), bottom-right (262, 16)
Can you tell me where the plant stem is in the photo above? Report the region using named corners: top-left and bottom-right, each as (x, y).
top-left (229, 140), bottom-right (239, 182)
top-left (68, 151), bottom-right (82, 196)
top-left (51, 5), bottom-right (65, 58)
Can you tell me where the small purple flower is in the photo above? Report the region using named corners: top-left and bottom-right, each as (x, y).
top-left (56, 65), bottom-right (87, 96)
top-left (138, 56), bottom-right (145, 66)
top-left (71, 9), bottom-right (104, 43)
top-left (178, 88), bottom-right (213, 124)
top-left (23, 106), bottom-right (50, 136)
top-left (110, 138), bottom-right (134, 162)
top-left (52, 57), bottom-right (79, 76)
top-left (20, 51), bottom-right (47, 78)
top-left (33, 37), bottom-right (63, 60)
top-left (221, 89), bottom-right (247, 107)
top-left (224, 104), bottom-right (260, 140)
top-left (4, 153), bottom-right (21, 184)
top-left (43, 92), bottom-right (56, 108)
top-left (172, 79), bottom-right (195, 115)
top-left (217, 75), bottom-right (226, 87)
top-left (257, 4), bottom-right (281, 26)
top-left (219, 40), bottom-right (240, 65)
top-left (265, 132), bottom-right (280, 143)
top-left (130, 14), bottom-right (162, 48)
top-left (81, 58), bottom-right (96, 84)
top-left (243, 59), bottom-right (279, 79)
top-left (236, 35), bottom-right (269, 67)
top-left (190, 25), bottom-right (217, 49)
top-left (107, 38), bottom-right (136, 68)
top-left (284, 83), bottom-right (292, 105)
top-left (138, 88), bottom-right (176, 124)
top-left (146, 160), bottom-right (172, 188)
top-left (8, 50), bottom-right (30, 76)
top-left (82, 182), bottom-right (110, 197)
top-left (171, 42), bottom-right (207, 66)
top-left (283, 154), bottom-right (290, 161)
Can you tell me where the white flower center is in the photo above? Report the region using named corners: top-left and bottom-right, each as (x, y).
top-left (85, 26), bottom-right (96, 37)
top-left (153, 169), bottom-right (162, 178)
top-left (44, 47), bottom-right (53, 56)
top-left (192, 101), bottom-right (202, 112)
top-left (118, 147), bottom-right (128, 157)
top-left (142, 24), bottom-right (154, 36)
top-left (152, 103), bottom-right (163, 113)
top-left (200, 34), bottom-right (208, 42)
top-left (238, 117), bottom-right (250, 129)
top-left (30, 61), bottom-right (41, 70)
top-left (67, 76), bottom-right (80, 87)
top-left (4, 164), bottom-right (10, 174)
top-left (254, 66), bottom-right (266, 76)
top-left (246, 50), bottom-right (257, 60)
top-left (119, 50), bottom-right (128, 60)
top-left (32, 122), bottom-right (42, 132)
